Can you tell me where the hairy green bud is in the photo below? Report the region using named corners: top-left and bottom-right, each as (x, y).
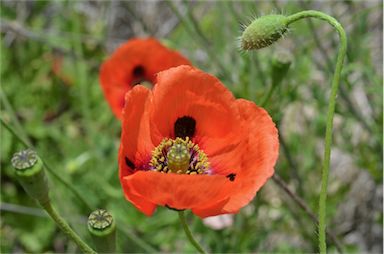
top-left (241, 14), bottom-right (288, 50)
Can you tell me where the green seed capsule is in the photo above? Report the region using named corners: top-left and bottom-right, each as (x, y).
top-left (241, 15), bottom-right (289, 50)
top-left (11, 149), bottom-right (50, 205)
top-left (167, 143), bottom-right (191, 173)
top-left (88, 209), bottom-right (116, 253)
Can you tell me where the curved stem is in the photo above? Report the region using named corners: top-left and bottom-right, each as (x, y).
top-left (41, 201), bottom-right (96, 254)
top-left (286, 10), bottom-right (347, 254)
top-left (178, 211), bottom-right (207, 254)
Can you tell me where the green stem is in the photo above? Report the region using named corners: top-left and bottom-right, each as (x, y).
top-left (0, 89), bottom-right (32, 147)
top-left (0, 118), bottom-right (30, 148)
top-left (41, 201), bottom-right (96, 254)
top-left (260, 82), bottom-right (278, 107)
top-left (254, 55), bottom-right (268, 87)
top-left (178, 211), bottom-right (206, 254)
top-left (286, 10), bottom-right (347, 254)
top-left (72, 15), bottom-right (94, 145)
top-left (299, 2), bottom-right (374, 135)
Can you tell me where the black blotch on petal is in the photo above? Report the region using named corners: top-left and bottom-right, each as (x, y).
top-left (226, 173), bottom-right (236, 182)
top-left (174, 116), bottom-right (196, 139)
top-left (125, 157), bottom-right (135, 169)
top-left (132, 65), bottom-right (145, 78)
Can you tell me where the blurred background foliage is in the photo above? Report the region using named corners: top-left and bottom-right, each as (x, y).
top-left (0, 0), bottom-right (382, 253)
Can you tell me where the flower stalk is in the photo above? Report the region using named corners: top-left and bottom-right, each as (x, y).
top-left (286, 11), bottom-right (347, 254)
top-left (241, 10), bottom-right (347, 253)
top-left (178, 211), bottom-right (207, 254)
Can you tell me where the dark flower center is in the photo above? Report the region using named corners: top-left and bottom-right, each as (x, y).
top-left (132, 65), bottom-right (145, 79)
top-left (174, 116), bottom-right (196, 139)
top-left (131, 65), bottom-right (153, 87)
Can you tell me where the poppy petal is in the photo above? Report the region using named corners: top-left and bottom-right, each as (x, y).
top-left (100, 38), bottom-right (191, 119)
top-left (150, 66), bottom-right (236, 138)
top-left (192, 197), bottom-right (231, 218)
top-left (122, 171), bottom-right (235, 210)
top-left (120, 85), bottom-right (154, 177)
top-left (221, 99), bottom-right (279, 212)
top-left (122, 186), bottom-right (157, 216)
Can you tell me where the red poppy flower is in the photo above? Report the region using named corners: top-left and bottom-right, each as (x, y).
top-left (99, 38), bottom-right (191, 119)
top-left (119, 65), bottom-right (279, 218)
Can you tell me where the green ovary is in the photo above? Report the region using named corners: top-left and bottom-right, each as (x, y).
top-left (167, 143), bottom-right (191, 173)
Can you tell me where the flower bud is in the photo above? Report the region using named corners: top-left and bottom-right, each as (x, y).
top-left (88, 209), bottom-right (116, 253)
top-left (241, 15), bottom-right (288, 50)
top-left (11, 149), bottom-right (50, 205)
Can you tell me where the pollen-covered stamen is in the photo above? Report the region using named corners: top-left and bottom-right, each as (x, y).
top-left (149, 137), bottom-right (209, 175)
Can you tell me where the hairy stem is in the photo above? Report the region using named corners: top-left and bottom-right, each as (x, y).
top-left (178, 211), bottom-right (206, 254)
top-left (286, 10), bottom-right (347, 253)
